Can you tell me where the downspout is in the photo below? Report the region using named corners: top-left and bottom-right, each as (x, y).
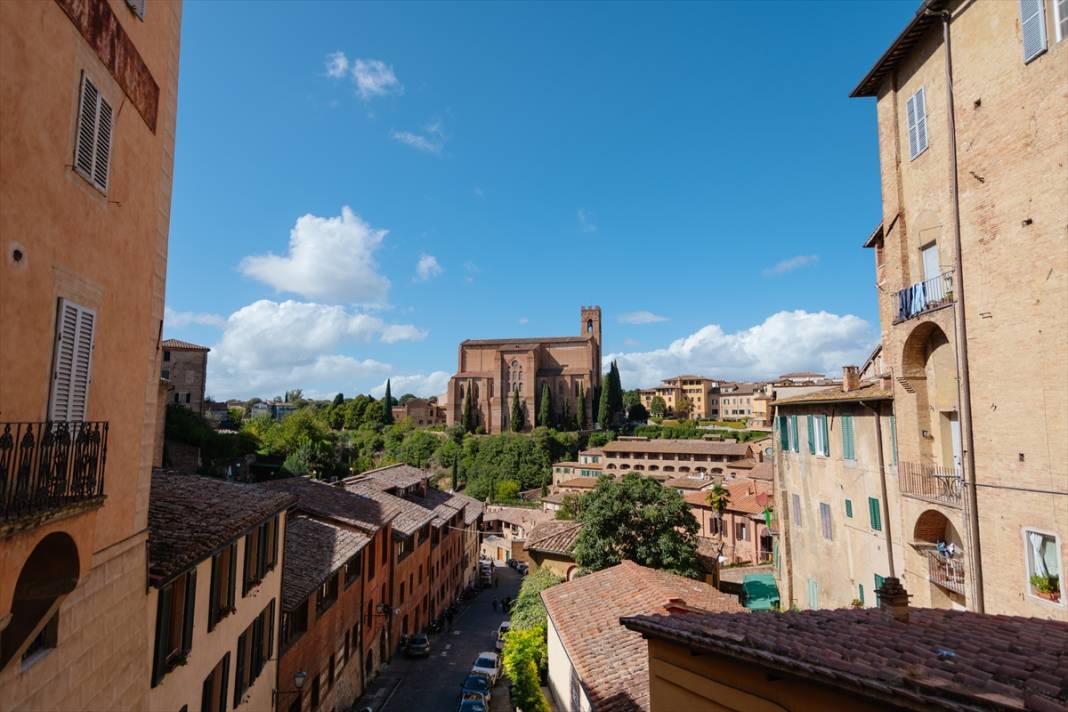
top-left (772, 405), bottom-right (794, 607)
top-left (927, 5), bottom-right (984, 613)
top-left (862, 401), bottom-right (895, 577)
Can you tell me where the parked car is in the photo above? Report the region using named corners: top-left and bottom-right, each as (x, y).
top-left (494, 621), bottom-right (511, 652)
top-left (461, 674), bottom-right (492, 705)
top-left (515, 562), bottom-right (529, 575)
top-left (406, 633), bottom-right (431, 658)
top-left (471, 651), bottom-right (501, 684)
top-left (458, 697), bottom-right (487, 712)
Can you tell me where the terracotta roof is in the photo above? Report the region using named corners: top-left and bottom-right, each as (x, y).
top-left (749, 461), bottom-right (774, 481)
top-left (462, 335), bottom-right (589, 346)
top-left (774, 380), bottom-right (893, 406)
top-left (451, 491), bottom-right (485, 525)
top-left (540, 492), bottom-right (568, 505)
top-left (351, 463), bottom-right (431, 491)
top-left (620, 606), bottom-right (1068, 712)
top-left (684, 479), bottom-right (771, 516)
top-left (484, 506), bottom-right (554, 531)
top-left (403, 487), bottom-right (467, 528)
top-left (342, 479), bottom-right (435, 536)
top-left (525, 520), bottom-right (582, 555)
top-left (558, 476), bottom-right (600, 490)
top-left (602, 440), bottom-right (751, 457)
top-left (149, 471), bottom-right (295, 585)
top-left (666, 477), bottom-right (714, 491)
top-left (851, 0), bottom-right (948, 98)
top-left (778, 371), bottom-right (826, 379)
top-left (580, 448), bottom-right (604, 456)
top-left (553, 461), bottom-right (581, 468)
top-left (281, 516), bottom-right (369, 610)
top-left (161, 338), bottom-right (210, 351)
top-left (258, 477), bottom-right (391, 534)
top-left (542, 561), bottom-right (745, 712)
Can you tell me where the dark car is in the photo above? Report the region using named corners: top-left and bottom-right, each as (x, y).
top-left (461, 674), bottom-right (492, 705)
top-left (406, 633), bottom-right (431, 658)
top-left (458, 698), bottom-right (487, 712)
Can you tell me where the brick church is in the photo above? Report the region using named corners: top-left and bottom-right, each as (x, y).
top-left (446, 307), bottom-right (602, 433)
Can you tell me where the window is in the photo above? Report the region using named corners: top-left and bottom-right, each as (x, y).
top-left (310, 675), bottom-right (320, 710)
top-left (125, 0), bottom-right (146, 20)
top-left (841, 415), bottom-right (856, 461)
top-left (735, 521), bottom-right (749, 541)
top-left (807, 579), bottom-right (819, 610)
top-left (399, 581), bottom-right (406, 605)
top-left (21, 613), bottom-right (58, 667)
top-left (778, 416), bottom-right (789, 451)
top-left (152, 570), bottom-right (196, 686)
top-left (921, 242), bottom-right (941, 282)
top-left (868, 497), bottom-right (882, 531)
top-left (208, 543), bottom-right (237, 631)
top-left (1025, 530), bottom-right (1062, 602)
top-left (814, 415), bottom-right (829, 456)
top-left (366, 602), bottom-right (373, 628)
top-left (845, 499), bottom-right (854, 518)
top-left (201, 653), bottom-right (230, 712)
top-left (905, 86), bottom-right (928, 160)
top-left (1056, 0), bottom-right (1068, 41)
top-left (316, 572), bottom-right (339, 616)
top-left (328, 653), bottom-right (336, 689)
top-left (49, 299), bottom-right (96, 421)
top-left (243, 515), bottom-right (279, 594)
top-left (281, 600), bottom-right (308, 651)
top-left (857, 584), bottom-right (865, 606)
top-left (366, 539), bottom-right (376, 579)
top-left (185, 393), bottom-right (192, 404)
top-left (791, 494), bottom-right (802, 527)
top-left (234, 600), bottom-right (275, 707)
top-left (73, 72), bottom-right (113, 192)
top-left (161, 369), bottom-right (170, 379)
top-left (164, 350), bottom-right (171, 362)
top-left (345, 552), bottom-right (363, 587)
top-left (819, 503), bottom-right (833, 540)
top-left (1020, 0), bottom-right (1049, 62)
top-left (874, 574), bottom-right (886, 603)
top-left (381, 534), bottom-right (388, 564)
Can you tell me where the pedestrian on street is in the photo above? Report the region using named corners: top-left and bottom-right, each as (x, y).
top-left (492, 598), bottom-right (498, 612)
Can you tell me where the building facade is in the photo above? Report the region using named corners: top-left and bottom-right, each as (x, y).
top-left (640, 376), bottom-right (721, 419)
top-left (600, 438), bottom-right (753, 477)
top-left (391, 398), bottom-right (445, 427)
top-left (161, 339), bottom-right (209, 415)
top-left (853, 0), bottom-right (1067, 617)
top-left (0, 0), bottom-right (182, 708)
top-left (446, 307), bottom-right (602, 433)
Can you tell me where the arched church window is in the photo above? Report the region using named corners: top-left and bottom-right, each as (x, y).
top-left (509, 360), bottom-right (523, 394)
top-left (587, 319), bottom-right (593, 333)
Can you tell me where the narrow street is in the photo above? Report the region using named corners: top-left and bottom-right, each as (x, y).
top-left (356, 563), bottom-right (523, 712)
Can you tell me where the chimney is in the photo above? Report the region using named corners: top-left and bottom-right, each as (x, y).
top-left (842, 365), bottom-right (860, 392)
top-left (877, 577), bottom-right (911, 622)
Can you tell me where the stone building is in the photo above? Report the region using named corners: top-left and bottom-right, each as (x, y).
top-left (391, 397), bottom-right (445, 427)
top-left (161, 338), bottom-right (209, 415)
top-left (600, 438), bottom-right (753, 477)
top-left (0, 0), bottom-right (182, 708)
top-left (852, 0), bottom-right (1067, 617)
top-left (446, 307), bottom-right (602, 433)
top-left (639, 375), bottom-right (722, 418)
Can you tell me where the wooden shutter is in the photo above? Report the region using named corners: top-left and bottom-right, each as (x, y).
top-left (73, 73), bottom-right (113, 191)
top-left (889, 415), bottom-right (898, 465)
top-left (227, 544), bottom-right (238, 611)
top-left (126, 0), bottom-right (146, 19)
top-left (789, 415), bottom-right (799, 452)
top-left (234, 632), bottom-right (247, 707)
top-left (906, 87), bottom-right (927, 159)
top-left (778, 416), bottom-right (789, 450)
top-left (820, 416), bottom-right (830, 456)
top-left (220, 652), bottom-right (231, 712)
top-left (49, 299), bottom-right (96, 421)
top-left (842, 415), bottom-right (855, 460)
top-left (869, 497), bottom-right (882, 531)
top-left (92, 95), bottom-right (113, 190)
top-left (1021, 0), bottom-right (1048, 62)
top-left (208, 554), bottom-right (219, 632)
top-left (845, 499), bottom-right (853, 518)
top-left (151, 587), bottom-right (171, 686)
top-left (806, 415), bottom-right (815, 454)
top-left (266, 599), bottom-right (276, 662)
top-left (181, 569), bottom-right (197, 653)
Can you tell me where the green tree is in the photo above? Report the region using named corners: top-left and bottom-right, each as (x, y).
top-left (650, 396), bottom-right (667, 418)
top-left (510, 569), bottom-right (563, 630)
top-left (607, 361), bottom-right (624, 418)
top-left (555, 493), bottom-right (584, 520)
top-left (510, 388), bottom-right (524, 432)
top-left (451, 457), bottom-right (459, 491)
top-left (573, 473), bottom-right (700, 577)
top-left (285, 388), bottom-right (304, 404)
top-left (576, 384), bottom-right (587, 430)
top-left (331, 392), bottom-right (345, 407)
top-left (597, 379), bottom-right (611, 430)
top-left (627, 402), bottom-right (649, 422)
top-left (501, 629), bottom-right (551, 712)
top-left (495, 478), bottom-right (521, 503)
top-left (561, 397), bottom-right (572, 431)
top-left (538, 383), bottom-right (553, 428)
top-left (462, 387), bottom-right (475, 433)
top-left (622, 388), bottom-right (641, 409)
top-left (382, 380), bottom-right (394, 424)
top-left (398, 392), bottom-right (417, 405)
top-left (674, 393), bottom-right (692, 419)
top-left (706, 483), bottom-right (731, 534)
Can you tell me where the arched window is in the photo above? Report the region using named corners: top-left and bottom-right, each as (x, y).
top-left (508, 360), bottom-right (523, 394)
top-left (587, 319), bottom-right (593, 333)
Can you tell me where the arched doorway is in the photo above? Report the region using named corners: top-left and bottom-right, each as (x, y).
top-left (1, 532), bottom-right (80, 670)
top-left (901, 322), bottom-right (959, 468)
top-left (912, 509), bottom-right (966, 606)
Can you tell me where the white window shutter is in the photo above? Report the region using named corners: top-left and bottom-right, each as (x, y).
top-left (914, 87), bottom-right (928, 154)
top-left (75, 74), bottom-right (99, 179)
top-left (1021, 0), bottom-right (1048, 63)
top-left (92, 96), bottom-right (113, 190)
top-left (49, 299), bottom-right (96, 421)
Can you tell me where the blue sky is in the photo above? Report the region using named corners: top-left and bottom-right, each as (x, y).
top-left (164, 0), bottom-right (915, 400)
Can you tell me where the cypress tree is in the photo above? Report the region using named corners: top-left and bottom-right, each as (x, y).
top-left (510, 388), bottom-right (524, 432)
top-left (539, 383), bottom-right (553, 428)
top-left (462, 387), bottom-right (474, 433)
top-left (597, 378), bottom-right (611, 430)
top-left (608, 361), bottom-right (624, 418)
top-left (382, 379), bottom-right (394, 424)
top-left (562, 397), bottom-right (571, 431)
top-left (577, 384), bottom-right (587, 430)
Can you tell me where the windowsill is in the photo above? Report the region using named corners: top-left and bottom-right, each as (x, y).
top-left (908, 145), bottom-right (929, 162)
top-left (1026, 590), bottom-right (1064, 608)
top-left (19, 646), bottom-right (54, 672)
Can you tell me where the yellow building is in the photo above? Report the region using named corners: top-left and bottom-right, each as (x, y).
top-left (0, 0), bottom-right (182, 707)
top-left (640, 375), bottom-right (720, 418)
top-left (853, 0), bottom-right (1067, 617)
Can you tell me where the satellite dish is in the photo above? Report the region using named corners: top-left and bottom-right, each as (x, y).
top-left (764, 447), bottom-right (773, 459)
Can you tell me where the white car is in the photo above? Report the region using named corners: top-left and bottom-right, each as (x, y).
top-left (494, 621), bottom-right (511, 652)
top-left (471, 651), bottom-right (501, 685)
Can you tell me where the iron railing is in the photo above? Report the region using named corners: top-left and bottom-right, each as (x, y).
top-left (926, 549), bottom-right (966, 595)
top-left (894, 271), bottom-right (954, 322)
top-left (0, 421), bottom-right (108, 521)
top-left (900, 461), bottom-right (963, 507)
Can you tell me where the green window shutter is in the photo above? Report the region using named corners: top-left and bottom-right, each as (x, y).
top-left (778, 416), bottom-right (789, 450)
top-left (845, 499), bottom-right (853, 518)
top-left (807, 415), bottom-right (815, 454)
top-left (820, 416), bottom-right (830, 456)
top-left (858, 584), bottom-right (865, 606)
top-left (181, 570), bottom-right (197, 654)
top-left (868, 497), bottom-right (882, 531)
top-left (789, 415), bottom-right (799, 452)
top-left (208, 554), bottom-right (219, 632)
top-left (874, 574), bottom-right (886, 603)
top-left (889, 415), bottom-right (898, 465)
top-left (842, 415), bottom-right (855, 460)
top-left (151, 586), bottom-right (171, 687)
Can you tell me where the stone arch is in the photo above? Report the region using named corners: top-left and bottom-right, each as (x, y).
top-left (900, 321), bottom-right (957, 464)
top-left (566, 565), bottom-right (578, 581)
top-left (1, 532), bottom-right (80, 669)
top-left (663, 466), bottom-right (675, 473)
top-left (913, 509), bottom-right (963, 548)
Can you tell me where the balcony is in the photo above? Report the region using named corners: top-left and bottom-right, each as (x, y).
top-left (0, 422), bottom-right (108, 524)
top-left (894, 271), bottom-right (954, 323)
top-left (926, 549), bottom-right (966, 595)
top-left (900, 461), bottom-right (963, 508)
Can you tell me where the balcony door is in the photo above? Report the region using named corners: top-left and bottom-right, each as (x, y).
top-left (921, 242), bottom-right (941, 281)
top-left (948, 413), bottom-right (962, 470)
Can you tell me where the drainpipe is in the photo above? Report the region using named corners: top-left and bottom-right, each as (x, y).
top-left (772, 405), bottom-right (795, 607)
top-left (863, 401), bottom-right (895, 578)
top-left (927, 6), bottom-right (984, 613)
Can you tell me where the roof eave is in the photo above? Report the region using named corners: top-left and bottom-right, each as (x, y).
top-left (849, 0), bottom-right (948, 98)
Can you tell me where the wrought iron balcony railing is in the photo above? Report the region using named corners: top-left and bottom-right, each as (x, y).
top-left (926, 549), bottom-right (966, 595)
top-left (894, 271), bottom-right (954, 323)
top-left (900, 461), bottom-right (963, 507)
top-left (0, 421), bottom-right (108, 522)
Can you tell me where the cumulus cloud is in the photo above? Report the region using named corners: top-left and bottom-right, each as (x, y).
top-left (414, 254), bottom-right (443, 282)
top-left (206, 299), bottom-right (425, 398)
top-left (239, 206), bottom-right (391, 305)
top-left (324, 53), bottom-right (402, 100)
top-left (605, 310), bottom-right (876, 388)
top-left (372, 371), bottom-right (451, 399)
top-left (619, 310), bottom-right (669, 325)
top-left (577, 209), bottom-right (597, 233)
top-left (325, 51), bottom-right (349, 78)
top-left (763, 254), bottom-right (819, 277)
top-left (164, 306), bottom-right (226, 329)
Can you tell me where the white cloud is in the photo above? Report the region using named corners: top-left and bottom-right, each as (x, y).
top-left (605, 310), bottom-right (876, 388)
top-left (618, 310), bottom-right (669, 325)
top-left (414, 254), bottom-right (443, 282)
top-left (164, 306), bottom-right (226, 329)
top-left (463, 261), bottom-right (480, 283)
top-left (325, 51), bottom-right (349, 78)
top-left (763, 254), bottom-right (819, 277)
top-left (239, 206), bottom-right (391, 305)
top-left (518, 317), bottom-right (529, 325)
top-left (623, 337), bottom-right (640, 347)
top-left (206, 299), bottom-right (424, 398)
top-left (353, 59), bottom-right (402, 100)
top-left (391, 121), bottom-right (444, 155)
top-left (577, 209), bottom-right (597, 233)
top-left (372, 371), bottom-right (451, 399)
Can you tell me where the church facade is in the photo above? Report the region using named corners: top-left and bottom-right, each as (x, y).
top-left (446, 307), bottom-right (602, 433)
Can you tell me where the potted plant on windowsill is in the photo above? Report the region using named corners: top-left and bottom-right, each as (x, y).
top-left (1030, 574), bottom-right (1061, 602)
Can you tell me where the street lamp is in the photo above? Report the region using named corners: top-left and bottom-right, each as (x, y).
top-left (273, 671), bottom-right (308, 706)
